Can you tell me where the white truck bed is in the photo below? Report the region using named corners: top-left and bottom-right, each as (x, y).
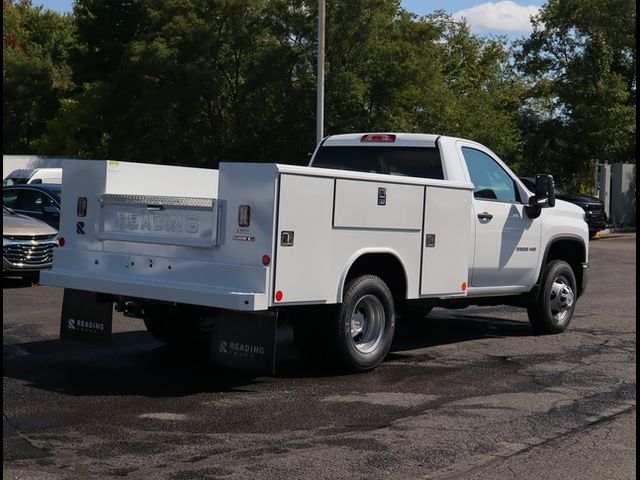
top-left (42, 159), bottom-right (474, 311)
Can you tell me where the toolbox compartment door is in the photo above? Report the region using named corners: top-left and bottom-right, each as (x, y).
top-left (420, 186), bottom-right (471, 296)
top-left (333, 179), bottom-right (423, 230)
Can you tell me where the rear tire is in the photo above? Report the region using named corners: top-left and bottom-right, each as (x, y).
top-left (143, 315), bottom-right (174, 344)
top-left (527, 260), bottom-right (577, 334)
top-left (142, 304), bottom-right (214, 348)
top-left (292, 307), bottom-right (334, 367)
top-left (333, 275), bottom-right (396, 372)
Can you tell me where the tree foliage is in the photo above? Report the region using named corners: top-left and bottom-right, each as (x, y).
top-left (3, 0), bottom-right (75, 153)
top-left (515, 0), bottom-right (636, 189)
top-left (2, 0), bottom-right (636, 189)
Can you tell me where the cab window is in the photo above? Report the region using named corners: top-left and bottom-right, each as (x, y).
top-left (461, 147), bottom-right (519, 203)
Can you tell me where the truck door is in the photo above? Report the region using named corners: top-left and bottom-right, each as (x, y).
top-left (458, 144), bottom-right (541, 288)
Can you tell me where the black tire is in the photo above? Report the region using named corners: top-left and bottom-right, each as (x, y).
top-left (292, 307), bottom-right (334, 367)
top-left (143, 315), bottom-right (174, 344)
top-left (527, 260), bottom-right (577, 334)
top-left (143, 304), bottom-right (214, 348)
top-left (332, 275), bottom-right (396, 372)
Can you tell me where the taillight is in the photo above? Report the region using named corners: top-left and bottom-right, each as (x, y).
top-left (238, 205), bottom-right (251, 227)
top-left (58, 237), bottom-right (65, 247)
top-left (361, 134), bottom-right (396, 143)
top-left (77, 197), bottom-right (87, 217)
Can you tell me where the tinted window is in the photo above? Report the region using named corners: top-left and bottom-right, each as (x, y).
top-left (15, 189), bottom-right (56, 212)
top-left (3, 190), bottom-right (18, 208)
top-left (3, 177), bottom-right (29, 186)
top-left (461, 148), bottom-right (518, 203)
top-left (313, 146), bottom-right (444, 180)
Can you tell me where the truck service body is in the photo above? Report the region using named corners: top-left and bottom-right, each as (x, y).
top-left (42, 133), bottom-right (589, 373)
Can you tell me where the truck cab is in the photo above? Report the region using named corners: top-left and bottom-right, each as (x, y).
top-left (310, 133), bottom-right (588, 300)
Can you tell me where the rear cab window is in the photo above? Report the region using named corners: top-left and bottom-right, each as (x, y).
top-left (312, 146), bottom-right (445, 180)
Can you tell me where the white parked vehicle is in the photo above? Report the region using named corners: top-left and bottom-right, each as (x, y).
top-left (3, 168), bottom-right (63, 186)
top-left (41, 134), bottom-right (589, 373)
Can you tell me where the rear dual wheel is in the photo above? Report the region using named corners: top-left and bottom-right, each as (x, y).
top-left (294, 275), bottom-right (396, 372)
top-left (143, 304), bottom-right (215, 348)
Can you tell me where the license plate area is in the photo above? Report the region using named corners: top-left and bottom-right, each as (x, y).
top-left (98, 194), bottom-right (220, 247)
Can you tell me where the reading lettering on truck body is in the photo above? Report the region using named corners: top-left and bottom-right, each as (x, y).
top-left (116, 211), bottom-right (200, 233)
top-left (41, 133), bottom-right (589, 374)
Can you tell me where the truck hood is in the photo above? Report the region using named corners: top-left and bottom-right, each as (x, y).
top-left (552, 199), bottom-right (589, 221)
top-left (3, 211), bottom-right (58, 236)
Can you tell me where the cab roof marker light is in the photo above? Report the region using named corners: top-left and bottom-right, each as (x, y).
top-left (361, 134), bottom-right (396, 143)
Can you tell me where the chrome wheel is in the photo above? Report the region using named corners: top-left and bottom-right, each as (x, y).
top-left (350, 294), bottom-right (386, 354)
top-left (549, 276), bottom-right (575, 323)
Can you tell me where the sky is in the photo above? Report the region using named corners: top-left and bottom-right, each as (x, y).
top-left (33, 0), bottom-right (546, 39)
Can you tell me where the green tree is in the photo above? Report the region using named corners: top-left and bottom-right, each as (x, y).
top-left (3, 0), bottom-right (76, 153)
top-left (516, 0), bottom-right (636, 190)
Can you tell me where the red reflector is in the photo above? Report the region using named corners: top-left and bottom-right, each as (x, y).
top-left (77, 197), bottom-right (87, 217)
top-left (275, 290), bottom-right (283, 302)
top-left (58, 237), bottom-right (65, 247)
top-left (262, 255), bottom-right (271, 266)
top-left (461, 282), bottom-right (467, 291)
top-left (361, 134), bottom-right (396, 143)
top-left (238, 205), bottom-right (251, 228)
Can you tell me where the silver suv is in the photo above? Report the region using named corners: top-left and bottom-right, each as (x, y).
top-left (3, 207), bottom-right (58, 275)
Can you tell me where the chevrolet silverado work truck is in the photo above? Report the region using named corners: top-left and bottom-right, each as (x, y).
top-left (41, 133), bottom-right (589, 373)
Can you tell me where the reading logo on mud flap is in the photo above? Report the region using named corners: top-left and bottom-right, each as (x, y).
top-left (67, 318), bottom-right (105, 332)
top-left (218, 340), bottom-right (264, 357)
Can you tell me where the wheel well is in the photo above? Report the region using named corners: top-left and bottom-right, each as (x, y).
top-left (545, 239), bottom-right (586, 294)
top-left (345, 253), bottom-right (407, 299)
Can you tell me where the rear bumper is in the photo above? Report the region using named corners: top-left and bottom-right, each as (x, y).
top-left (40, 248), bottom-right (271, 311)
top-left (42, 269), bottom-right (268, 311)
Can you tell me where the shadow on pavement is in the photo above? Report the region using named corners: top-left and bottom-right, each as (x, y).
top-left (3, 312), bottom-right (534, 396)
top-left (3, 332), bottom-right (265, 397)
top-left (391, 312), bottom-right (532, 354)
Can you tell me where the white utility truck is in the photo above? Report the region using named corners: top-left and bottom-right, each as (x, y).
top-left (41, 133), bottom-right (589, 373)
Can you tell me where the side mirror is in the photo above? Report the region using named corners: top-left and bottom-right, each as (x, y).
top-left (528, 174), bottom-right (555, 208)
top-left (43, 205), bottom-right (60, 215)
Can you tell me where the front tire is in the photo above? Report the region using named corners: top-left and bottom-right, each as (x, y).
top-left (333, 275), bottom-right (396, 372)
top-left (527, 260), bottom-right (577, 334)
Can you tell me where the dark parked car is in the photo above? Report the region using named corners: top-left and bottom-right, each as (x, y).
top-left (3, 184), bottom-right (62, 230)
top-left (520, 177), bottom-right (607, 238)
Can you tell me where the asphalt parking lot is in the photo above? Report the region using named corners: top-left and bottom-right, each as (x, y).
top-left (3, 234), bottom-right (636, 480)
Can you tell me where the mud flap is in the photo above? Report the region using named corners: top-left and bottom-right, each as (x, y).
top-left (60, 289), bottom-right (113, 343)
top-left (210, 310), bottom-right (278, 375)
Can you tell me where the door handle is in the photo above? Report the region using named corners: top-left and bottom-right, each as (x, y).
top-left (477, 212), bottom-right (493, 220)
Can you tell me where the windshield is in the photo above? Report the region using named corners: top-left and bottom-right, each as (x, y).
top-left (3, 178), bottom-right (29, 187)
